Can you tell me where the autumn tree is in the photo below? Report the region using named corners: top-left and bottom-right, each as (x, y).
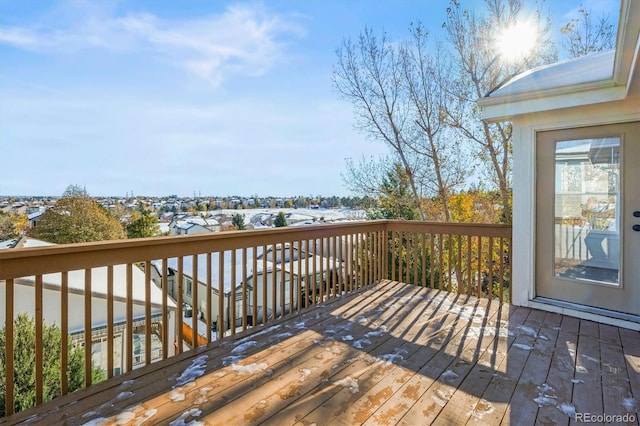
top-left (274, 212), bottom-right (288, 228)
top-left (27, 185), bottom-right (126, 243)
top-left (0, 212), bottom-right (27, 241)
top-left (126, 209), bottom-right (161, 239)
top-left (0, 314), bottom-right (106, 416)
top-left (560, 5), bottom-right (615, 58)
top-left (442, 0), bottom-right (556, 223)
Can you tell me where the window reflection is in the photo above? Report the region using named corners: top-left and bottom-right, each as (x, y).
top-left (553, 137), bottom-right (620, 284)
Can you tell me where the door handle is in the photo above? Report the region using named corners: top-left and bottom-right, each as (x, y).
top-left (634, 224), bottom-right (640, 232)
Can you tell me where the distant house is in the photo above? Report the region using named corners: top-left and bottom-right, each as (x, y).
top-left (27, 210), bottom-right (46, 228)
top-left (0, 237), bottom-right (177, 375)
top-left (168, 215), bottom-right (220, 235)
top-left (151, 245), bottom-right (342, 336)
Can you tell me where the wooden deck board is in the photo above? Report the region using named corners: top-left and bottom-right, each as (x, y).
top-left (6, 280), bottom-right (639, 426)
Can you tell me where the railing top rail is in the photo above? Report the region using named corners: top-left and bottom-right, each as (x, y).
top-left (0, 221), bottom-right (386, 280)
top-left (385, 220), bottom-right (512, 237)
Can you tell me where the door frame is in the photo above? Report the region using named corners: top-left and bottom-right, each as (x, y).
top-left (535, 122), bottom-right (638, 315)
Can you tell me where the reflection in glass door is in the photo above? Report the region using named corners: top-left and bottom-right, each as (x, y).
top-left (553, 138), bottom-right (620, 285)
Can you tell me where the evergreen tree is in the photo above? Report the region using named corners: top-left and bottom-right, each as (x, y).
top-left (274, 212), bottom-right (287, 227)
top-left (0, 314), bottom-right (106, 416)
top-left (126, 209), bottom-right (161, 239)
top-left (231, 213), bottom-right (246, 230)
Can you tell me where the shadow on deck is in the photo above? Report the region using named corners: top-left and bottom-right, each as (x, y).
top-left (7, 280), bottom-right (640, 425)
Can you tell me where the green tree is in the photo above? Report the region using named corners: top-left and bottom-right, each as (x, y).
top-left (274, 212), bottom-right (288, 228)
top-left (0, 313), bottom-right (106, 416)
top-left (378, 163), bottom-right (419, 220)
top-left (27, 185), bottom-right (126, 243)
top-left (126, 209), bottom-right (161, 239)
top-left (231, 213), bottom-right (246, 230)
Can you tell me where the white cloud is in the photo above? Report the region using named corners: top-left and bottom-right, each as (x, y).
top-left (0, 3), bottom-right (305, 87)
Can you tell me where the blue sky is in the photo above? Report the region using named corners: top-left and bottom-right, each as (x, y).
top-left (0, 0), bottom-right (619, 197)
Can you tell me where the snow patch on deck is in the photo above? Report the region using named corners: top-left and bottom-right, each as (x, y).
top-left (231, 341), bottom-right (258, 354)
top-left (334, 376), bottom-right (360, 394)
top-left (169, 408), bottom-right (203, 426)
top-left (116, 391), bottom-right (135, 401)
top-left (82, 418), bottom-right (108, 426)
top-left (533, 383), bottom-right (557, 407)
top-left (441, 369), bottom-right (459, 382)
top-left (231, 362), bottom-right (271, 375)
top-left (174, 355), bottom-right (208, 386)
top-left (623, 397), bottom-right (638, 412)
top-left (513, 343), bottom-right (534, 351)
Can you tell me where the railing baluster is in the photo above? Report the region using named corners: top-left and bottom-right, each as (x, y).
top-left (499, 237), bottom-right (505, 303)
top-left (289, 243), bottom-right (294, 314)
top-left (332, 236), bottom-right (337, 298)
top-left (429, 233), bottom-right (435, 289)
top-left (337, 235), bottom-right (343, 295)
top-left (319, 238), bottom-right (325, 302)
top-left (280, 243), bottom-right (285, 317)
top-left (305, 239), bottom-right (310, 304)
top-left (192, 255), bottom-right (199, 347)
top-left (413, 232), bottom-right (418, 286)
top-left (311, 239), bottom-right (317, 303)
top-left (126, 264), bottom-right (134, 370)
top-left (106, 267), bottom-right (114, 375)
top-left (5, 278), bottom-right (14, 415)
top-left (457, 235), bottom-right (463, 294)
top-left (297, 241), bottom-right (302, 311)
top-left (84, 269), bottom-right (92, 386)
top-left (176, 258), bottom-right (183, 355)
top-left (398, 232), bottom-right (403, 284)
top-left (448, 235), bottom-right (453, 292)
top-left (61, 272), bottom-right (69, 393)
top-left (231, 250), bottom-right (236, 335)
top-left (145, 261), bottom-right (152, 365)
top-left (477, 237), bottom-right (483, 298)
top-left (241, 248), bottom-right (247, 331)
top-left (347, 234), bottom-right (352, 292)
top-left (271, 244), bottom-right (276, 322)
top-left (242, 247), bottom-right (247, 331)
top-left (218, 252), bottom-right (224, 341)
top-left (206, 253), bottom-right (212, 344)
top-left (262, 245), bottom-right (267, 325)
top-left (421, 233), bottom-right (427, 288)
top-left (488, 237), bottom-right (494, 299)
top-left (252, 246), bottom-right (258, 328)
top-left (35, 275), bottom-right (43, 404)
top-left (390, 231), bottom-right (396, 281)
top-left (161, 259), bottom-right (168, 359)
top-left (467, 236), bottom-right (472, 296)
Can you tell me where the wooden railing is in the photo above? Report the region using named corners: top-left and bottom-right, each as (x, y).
top-left (0, 220), bottom-right (511, 417)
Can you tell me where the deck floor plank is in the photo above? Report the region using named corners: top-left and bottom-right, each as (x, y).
top-left (6, 280), bottom-right (639, 426)
top-left (202, 282), bottom-right (428, 425)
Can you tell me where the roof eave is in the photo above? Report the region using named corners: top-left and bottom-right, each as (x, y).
top-left (479, 80), bottom-right (625, 122)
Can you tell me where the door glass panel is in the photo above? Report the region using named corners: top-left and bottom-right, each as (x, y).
top-left (554, 137), bottom-right (620, 284)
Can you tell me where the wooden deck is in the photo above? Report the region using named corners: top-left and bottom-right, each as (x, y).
top-left (7, 280), bottom-right (640, 425)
